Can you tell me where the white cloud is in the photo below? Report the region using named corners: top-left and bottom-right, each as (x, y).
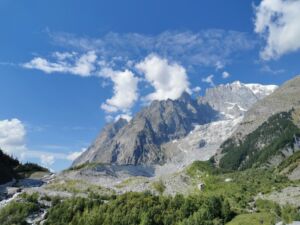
top-left (50, 30), bottom-right (256, 69)
top-left (0, 119), bottom-right (26, 153)
top-left (40, 154), bottom-right (55, 167)
top-left (202, 75), bottom-right (215, 86)
top-left (136, 54), bottom-right (190, 101)
top-left (114, 114), bottom-right (132, 122)
top-left (192, 86), bottom-right (201, 93)
top-left (222, 71), bottom-right (230, 79)
top-left (260, 64), bottom-right (285, 74)
top-left (23, 51), bottom-right (97, 76)
top-left (254, 0), bottom-right (300, 60)
top-left (66, 148), bottom-right (86, 161)
top-left (215, 61), bottom-right (225, 70)
top-left (100, 68), bottom-right (139, 113)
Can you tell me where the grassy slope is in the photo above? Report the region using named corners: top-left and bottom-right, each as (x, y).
top-left (226, 213), bottom-right (275, 225)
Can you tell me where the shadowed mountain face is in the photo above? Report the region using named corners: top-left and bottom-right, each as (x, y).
top-left (74, 81), bottom-right (278, 167)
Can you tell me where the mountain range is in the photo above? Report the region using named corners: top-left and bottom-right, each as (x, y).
top-left (73, 79), bottom-right (286, 171)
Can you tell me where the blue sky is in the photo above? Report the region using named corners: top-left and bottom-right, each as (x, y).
top-left (0, 0), bottom-right (300, 171)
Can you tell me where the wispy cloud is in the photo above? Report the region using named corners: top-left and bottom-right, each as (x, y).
top-left (22, 29), bottom-right (257, 116)
top-left (49, 29), bottom-right (257, 69)
top-left (23, 51), bottom-right (97, 76)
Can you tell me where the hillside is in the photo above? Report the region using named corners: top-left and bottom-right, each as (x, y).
top-left (217, 110), bottom-right (300, 171)
top-left (0, 149), bottom-right (49, 185)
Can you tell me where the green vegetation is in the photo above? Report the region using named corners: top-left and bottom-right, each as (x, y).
top-left (0, 194), bottom-right (40, 225)
top-left (278, 150), bottom-right (300, 174)
top-left (186, 161), bottom-right (221, 177)
top-left (66, 162), bottom-right (106, 171)
top-left (219, 111), bottom-right (300, 170)
top-left (152, 179), bottom-right (166, 195)
top-left (0, 149), bottom-right (49, 184)
top-left (0, 149), bottom-right (20, 184)
top-left (15, 163), bottom-right (49, 178)
top-left (187, 161), bottom-right (293, 212)
top-left (226, 213), bottom-right (275, 225)
top-left (44, 192), bottom-right (234, 225)
top-left (45, 179), bottom-right (114, 195)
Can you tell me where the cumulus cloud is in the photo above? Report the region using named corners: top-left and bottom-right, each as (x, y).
top-left (0, 119), bottom-right (26, 153)
top-left (254, 0), bottom-right (300, 60)
top-left (23, 51), bottom-right (97, 76)
top-left (136, 54), bottom-right (190, 101)
top-left (202, 75), bottom-right (215, 87)
top-left (222, 71), bottom-right (230, 79)
top-left (100, 68), bottom-right (139, 113)
top-left (0, 117), bottom-right (87, 170)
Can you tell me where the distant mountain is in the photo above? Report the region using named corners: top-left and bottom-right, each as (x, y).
top-left (73, 81), bottom-right (278, 168)
top-left (199, 81), bottom-right (278, 118)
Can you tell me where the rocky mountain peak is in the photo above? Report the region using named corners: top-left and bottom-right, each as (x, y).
top-left (73, 80), bottom-right (278, 167)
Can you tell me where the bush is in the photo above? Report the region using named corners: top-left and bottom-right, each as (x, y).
top-left (44, 192), bottom-right (234, 225)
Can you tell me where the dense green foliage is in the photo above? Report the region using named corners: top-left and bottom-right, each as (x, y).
top-left (44, 192), bottom-right (234, 225)
top-left (0, 149), bottom-right (48, 184)
top-left (15, 162), bottom-right (49, 175)
top-left (0, 149), bottom-right (20, 184)
top-left (204, 169), bottom-right (290, 211)
top-left (219, 111), bottom-right (300, 170)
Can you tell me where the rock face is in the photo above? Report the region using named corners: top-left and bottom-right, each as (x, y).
top-left (215, 75), bottom-right (300, 170)
top-left (199, 81), bottom-right (278, 118)
top-left (73, 81), bottom-right (278, 167)
top-left (73, 93), bottom-right (218, 166)
top-left (233, 75), bottom-right (300, 139)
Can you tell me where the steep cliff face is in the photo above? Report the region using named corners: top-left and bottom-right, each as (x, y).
top-left (73, 93), bottom-right (218, 166)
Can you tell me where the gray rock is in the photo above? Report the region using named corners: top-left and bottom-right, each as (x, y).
top-left (73, 80), bottom-right (278, 168)
top-left (73, 92), bottom-right (218, 166)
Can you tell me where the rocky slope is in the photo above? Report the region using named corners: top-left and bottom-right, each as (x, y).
top-left (74, 81), bottom-right (278, 168)
top-left (233, 75), bottom-right (300, 139)
top-left (199, 81), bottom-right (277, 118)
top-left (74, 92), bottom-right (218, 166)
top-left (215, 75), bottom-right (300, 173)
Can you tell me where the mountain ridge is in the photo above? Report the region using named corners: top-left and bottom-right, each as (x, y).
top-left (74, 80), bottom-right (278, 167)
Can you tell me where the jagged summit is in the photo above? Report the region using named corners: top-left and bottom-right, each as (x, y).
top-left (73, 92), bottom-right (217, 166)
